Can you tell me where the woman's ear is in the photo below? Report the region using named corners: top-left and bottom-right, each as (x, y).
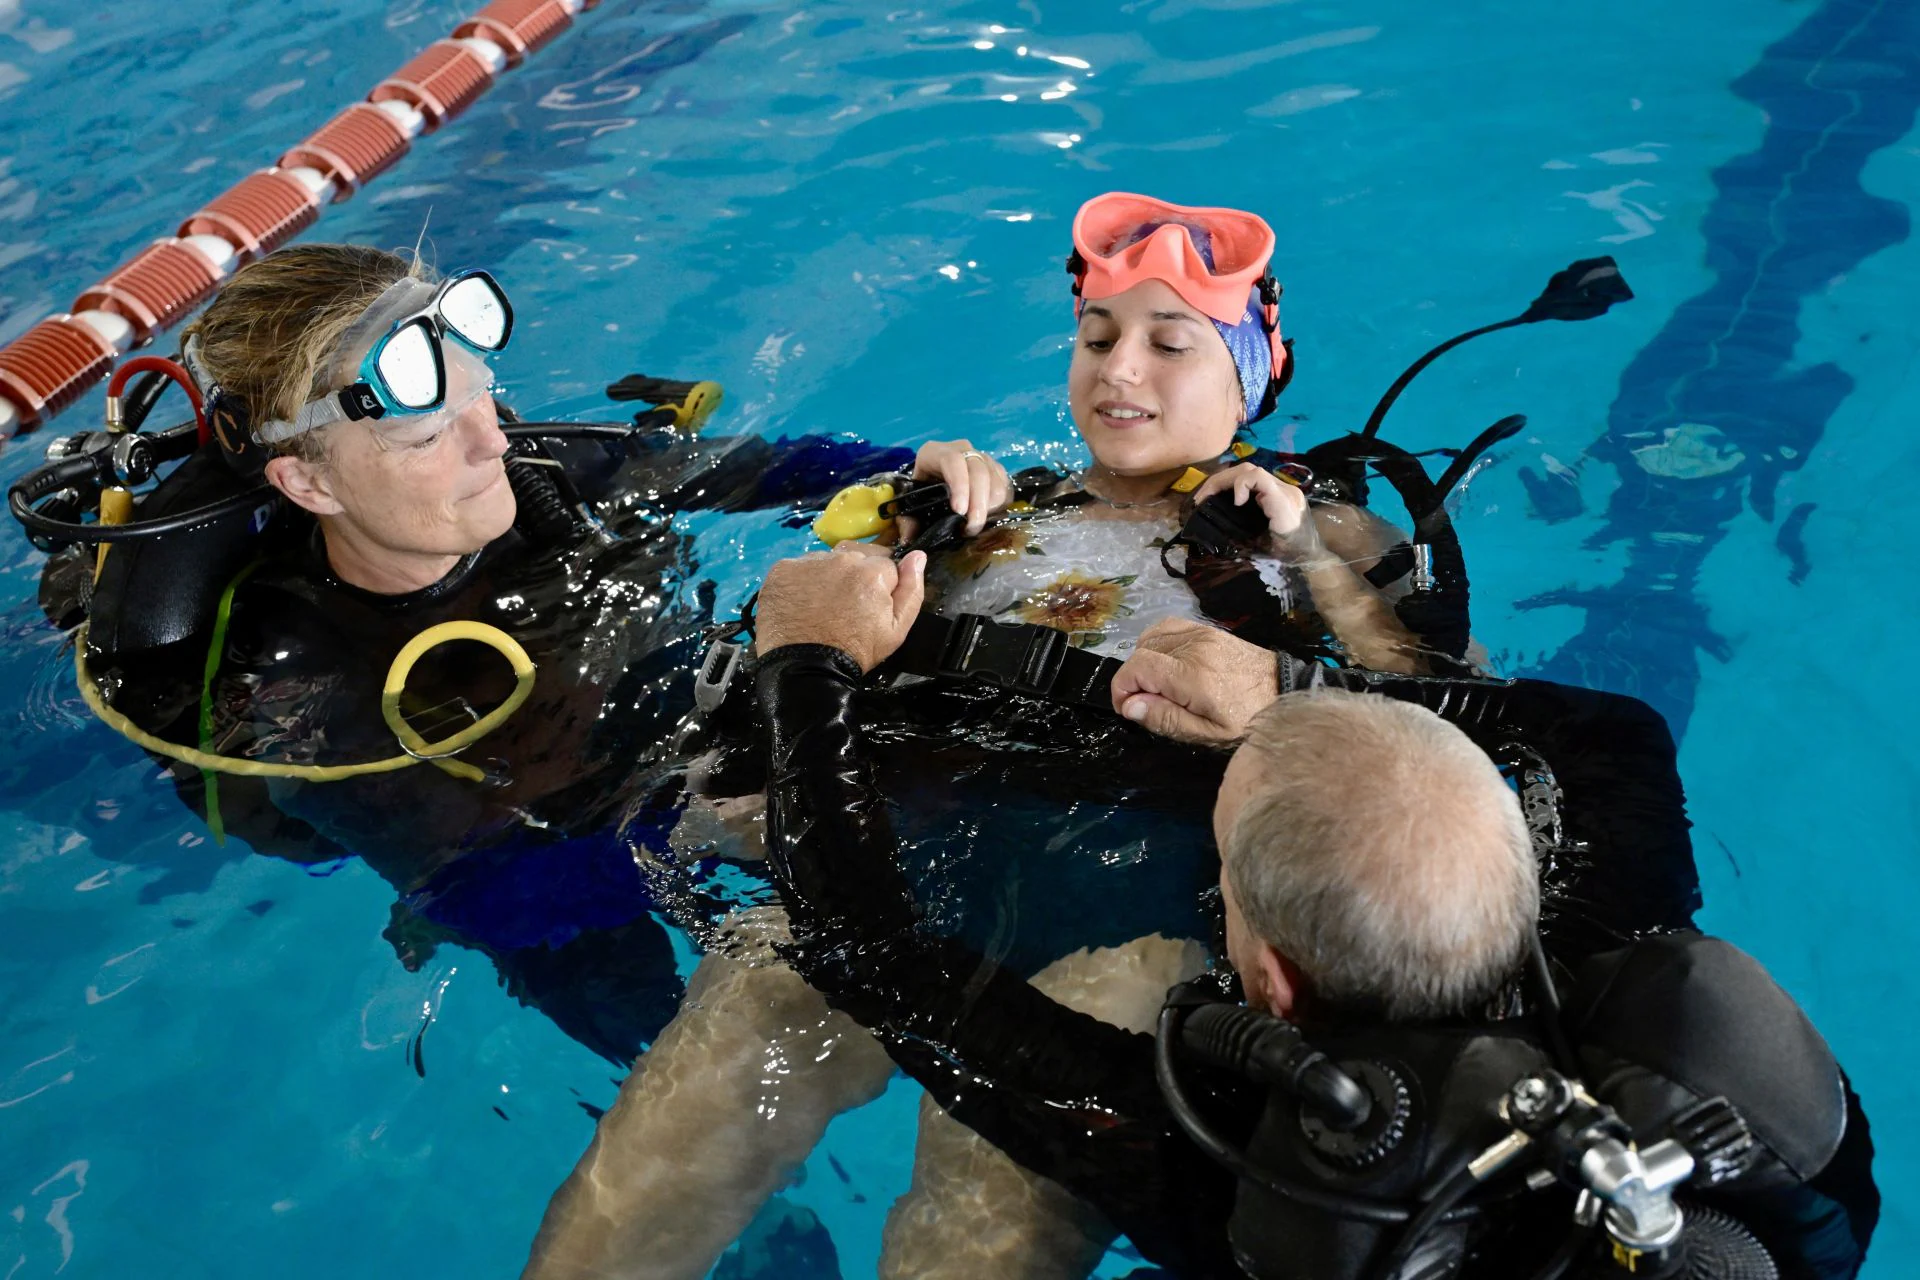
top-left (264, 453), bottom-right (344, 516)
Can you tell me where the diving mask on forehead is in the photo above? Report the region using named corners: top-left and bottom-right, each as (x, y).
top-left (256, 269), bottom-right (514, 444)
top-left (1067, 193), bottom-right (1291, 419)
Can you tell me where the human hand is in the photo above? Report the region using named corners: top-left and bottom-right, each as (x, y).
top-left (906, 439), bottom-right (1012, 540)
top-left (1190, 463), bottom-right (1324, 559)
top-left (1110, 618), bottom-right (1281, 746)
top-left (756, 546), bottom-right (928, 672)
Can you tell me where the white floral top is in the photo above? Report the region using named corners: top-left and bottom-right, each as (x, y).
top-left (927, 501), bottom-right (1297, 658)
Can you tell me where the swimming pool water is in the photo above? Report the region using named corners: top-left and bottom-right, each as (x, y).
top-left (1, 0), bottom-right (1914, 1275)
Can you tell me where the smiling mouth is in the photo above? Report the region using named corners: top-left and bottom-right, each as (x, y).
top-left (464, 466), bottom-right (507, 502)
top-left (1095, 404), bottom-right (1157, 428)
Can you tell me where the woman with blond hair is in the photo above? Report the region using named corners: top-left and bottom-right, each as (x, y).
top-left (141, 242), bottom-right (911, 1061)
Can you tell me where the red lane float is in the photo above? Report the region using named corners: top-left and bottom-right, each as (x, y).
top-left (0, 0), bottom-right (604, 435)
top-left (280, 102), bottom-right (414, 201)
top-left (0, 317), bottom-right (118, 429)
top-left (455, 0), bottom-right (586, 68)
top-left (72, 239), bottom-right (226, 347)
top-left (373, 40), bottom-right (496, 131)
top-left (179, 168), bottom-right (323, 265)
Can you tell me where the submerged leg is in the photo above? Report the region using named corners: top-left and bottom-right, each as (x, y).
top-left (877, 934), bottom-right (1207, 1280)
top-left (521, 905), bottom-right (894, 1280)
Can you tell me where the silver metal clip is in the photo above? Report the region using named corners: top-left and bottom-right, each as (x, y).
top-left (695, 639), bottom-right (746, 715)
top-left (1409, 542), bottom-right (1436, 592)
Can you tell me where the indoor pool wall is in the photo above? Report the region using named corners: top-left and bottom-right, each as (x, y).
top-left (0, 0), bottom-right (1913, 1275)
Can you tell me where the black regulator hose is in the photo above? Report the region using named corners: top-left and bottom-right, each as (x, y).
top-left (120, 370), bottom-right (171, 432)
top-left (10, 454), bottom-right (102, 509)
top-left (504, 437), bottom-right (595, 548)
top-left (1362, 317), bottom-right (1531, 440)
top-left (1432, 414), bottom-right (1527, 503)
top-left (1361, 256), bottom-right (1632, 441)
top-left (501, 421), bottom-right (650, 442)
top-left (1528, 929), bottom-right (1580, 1077)
top-left (1369, 1161), bottom-right (1486, 1280)
top-left (1155, 1001), bottom-right (1417, 1226)
top-left (10, 482), bottom-right (273, 544)
top-left (1180, 1002), bottom-right (1372, 1130)
top-left (1365, 445), bottom-right (1473, 667)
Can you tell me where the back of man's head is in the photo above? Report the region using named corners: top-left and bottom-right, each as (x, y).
top-left (1223, 689), bottom-right (1538, 1022)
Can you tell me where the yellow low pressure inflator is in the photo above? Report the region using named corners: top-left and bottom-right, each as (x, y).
top-left (812, 480), bottom-right (898, 545)
top-left (669, 380), bottom-right (725, 433)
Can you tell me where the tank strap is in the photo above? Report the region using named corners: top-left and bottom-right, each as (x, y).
top-left (1285, 420), bottom-right (1524, 672)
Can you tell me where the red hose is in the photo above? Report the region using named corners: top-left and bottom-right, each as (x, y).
top-left (107, 355), bottom-right (208, 443)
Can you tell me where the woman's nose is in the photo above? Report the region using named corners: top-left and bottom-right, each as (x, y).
top-left (460, 396), bottom-right (509, 461)
top-left (1101, 334), bottom-right (1145, 387)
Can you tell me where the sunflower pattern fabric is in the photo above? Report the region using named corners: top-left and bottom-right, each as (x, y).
top-left (927, 506), bottom-right (1290, 657)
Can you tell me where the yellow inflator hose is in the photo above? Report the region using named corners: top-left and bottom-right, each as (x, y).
top-left (76, 619), bottom-right (536, 785)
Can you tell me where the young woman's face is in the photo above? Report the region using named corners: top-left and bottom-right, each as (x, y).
top-left (1068, 278), bottom-right (1244, 477)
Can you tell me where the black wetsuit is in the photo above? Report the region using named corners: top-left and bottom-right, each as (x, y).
top-left (756, 649), bottom-right (1878, 1277)
top-left (149, 430), bottom-right (912, 1065)
top-left (695, 467), bottom-right (1344, 978)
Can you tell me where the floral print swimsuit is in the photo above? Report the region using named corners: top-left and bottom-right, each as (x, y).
top-left (926, 495), bottom-right (1296, 657)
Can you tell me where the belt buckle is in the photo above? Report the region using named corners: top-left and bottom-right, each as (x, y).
top-left (695, 639), bottom-right (746, 714)
top-left (934, 614), bottom-right (988, 680)
top-left (936, 614), bottom-right (1068, 697)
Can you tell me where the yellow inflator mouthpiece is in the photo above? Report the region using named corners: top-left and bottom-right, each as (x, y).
top-left (813, 481), bottom-right (897, 545)
top-left (669, 381), bottom-right (725, 434)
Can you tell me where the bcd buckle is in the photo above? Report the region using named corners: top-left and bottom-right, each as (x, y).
top-left (936, 614), bottom-right (1069, 697)
top-left (695, 639), bottom-right (747, 714)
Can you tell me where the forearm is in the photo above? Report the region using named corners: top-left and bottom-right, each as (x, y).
top-left (757, 647), bottom-right (1162, 1111)
top-left (1293, 541), bottom-right (1424, 673)
top-left (653, 435), bottom-right (915, 512)
top-left (1314, 501), bottom-right (1410, 585)
top-left (759, 644), bottom-right (918, 943)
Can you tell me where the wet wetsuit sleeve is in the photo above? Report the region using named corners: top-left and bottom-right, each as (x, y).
top-left (758, 644), bottom-right (1162, 1108)
top-left (756, 646), bottom-right (1242, 1271)
top-left (620, 433), bottom-right (915, 512)
top-left (1326, 670), bottom-right (1702, 964)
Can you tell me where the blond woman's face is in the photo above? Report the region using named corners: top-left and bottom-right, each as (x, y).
top-left (314, 346), bottom-right (515, 559)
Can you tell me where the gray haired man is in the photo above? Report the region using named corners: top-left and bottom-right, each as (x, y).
top-left (747, 546), bottom-right (1877, 1279)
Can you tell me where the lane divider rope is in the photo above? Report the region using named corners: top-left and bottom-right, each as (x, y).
top-left (0, 0), bottom-right (602, 438)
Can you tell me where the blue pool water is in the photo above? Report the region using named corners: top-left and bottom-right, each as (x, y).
top-left (2, 0), bottom-right (1915, 1274)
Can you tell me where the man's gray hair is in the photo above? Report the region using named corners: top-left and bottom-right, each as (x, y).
top-left (1223, 689), bottom-right (1538, 1021)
